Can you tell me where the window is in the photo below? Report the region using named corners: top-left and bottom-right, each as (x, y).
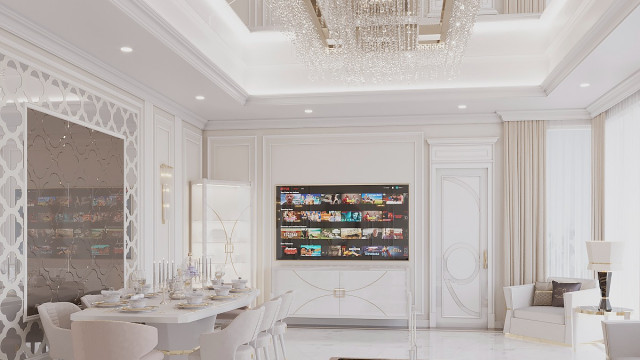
top-left (546, 125), bottom-right (591, 279)
top-left (604, 92), bottom-right (640, 310)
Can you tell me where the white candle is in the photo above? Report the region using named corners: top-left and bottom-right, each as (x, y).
top-left (153, 261), bottom-right (156, 289)
top-left (171, 260), bottom-right (175, 279)
top-left (161, 258), bottom-right (165, 286)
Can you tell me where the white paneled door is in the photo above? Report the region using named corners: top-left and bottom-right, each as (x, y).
top-left (434, 168), bottom-right (488, 328)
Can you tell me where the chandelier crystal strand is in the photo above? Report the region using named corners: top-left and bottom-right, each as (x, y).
top-left (265, 0), bottom-right (480, 83)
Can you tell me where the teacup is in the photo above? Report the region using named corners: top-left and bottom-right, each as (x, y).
top-left (128, 296), bottom-right (146, 309)
top-left (231, 278), bottom-right (248, 289)
top-left (101, 289), bottom-right (121, 303)
top-left (214, 287), bottom-right (230, 296)
top-left (187, 290), bottom-right (204, 304)
top-left (210, 279), bottom-right (223, 287)
top-left (141, 284), bottom-right (153, 294)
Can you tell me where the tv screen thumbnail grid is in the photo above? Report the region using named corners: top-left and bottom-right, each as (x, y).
top-left (276, 184), bottom-right (409, 260)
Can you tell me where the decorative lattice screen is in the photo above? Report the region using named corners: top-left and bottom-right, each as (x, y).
top-left (0, 51), bottom-right (140, 359)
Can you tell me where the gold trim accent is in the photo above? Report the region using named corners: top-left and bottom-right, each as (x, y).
top-left (160, 346), bottom-right (199, 356)
top-left (575, 306), bottom-right (633, 316)
top-left (346, 272), bottom-right (388, 293)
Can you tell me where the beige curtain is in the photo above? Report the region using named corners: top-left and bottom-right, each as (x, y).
top-left (592, 113), bottom-right (606, 241)
top-left (504, 120), bottom-right (547, 286)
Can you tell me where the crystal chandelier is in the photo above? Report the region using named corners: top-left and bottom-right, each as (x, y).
top-left (266, 0), bottom-right (481, 83)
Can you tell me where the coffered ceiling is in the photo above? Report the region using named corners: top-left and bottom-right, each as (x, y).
top-left (0, 0), bottom-right (639, 129)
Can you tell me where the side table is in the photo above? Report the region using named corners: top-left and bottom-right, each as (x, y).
top-left (573, 306), bottom-right (633, 351)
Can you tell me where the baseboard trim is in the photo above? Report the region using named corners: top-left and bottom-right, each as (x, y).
top-left (27, 354), bottom-right (50, 360)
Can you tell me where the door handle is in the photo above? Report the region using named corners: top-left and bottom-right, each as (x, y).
top-left (483, 250), bottom-right (488, 269)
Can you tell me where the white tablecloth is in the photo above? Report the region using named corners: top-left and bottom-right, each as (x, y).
top-left (71, 288), bottom-right (259, 359)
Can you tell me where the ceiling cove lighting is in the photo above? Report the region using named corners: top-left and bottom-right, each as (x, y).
top-left (265, 0), bottom-right (480, 83)
top-left (195, 95), bottom-right (205, 100)
top-left (120, 46), bottom-right (133, 53)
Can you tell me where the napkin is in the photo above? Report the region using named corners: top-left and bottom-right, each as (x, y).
top-left (130, 294), bottom-right (144, 300)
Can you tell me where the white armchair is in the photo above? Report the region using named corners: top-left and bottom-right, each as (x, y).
top-left (603, 320), bottom-right (640, 360)
top-left (503, 277), bottom-right (601, 345)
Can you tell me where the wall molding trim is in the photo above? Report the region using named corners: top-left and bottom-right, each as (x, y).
top-left (541, 0), bottom-right (640, 96)
top-left (0, 3), bottom-right (208, 129)
top-left (587, 68), bottom-right (640, 117)
top-left (111, 0), bottom-right (249, 106)
top-left (247, 86), bottom-right (545, 106)
top-left (206, 113), bottom-right (501, 131)
top-left (496, 109), bottom-right (591, 122)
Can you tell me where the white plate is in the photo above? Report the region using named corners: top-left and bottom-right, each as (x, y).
top-left (209, 295), bottom-right (235, 300)
top-left (92, 301), bottom-right (125, 308)
top-left (176, 302), bottom-right (211, 309)
top-left (118, 306), bottom-right (158, 313)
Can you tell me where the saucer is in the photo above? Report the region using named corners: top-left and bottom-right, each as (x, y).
top-left (118, 306), bottom-right (158, 313)
top-left (124, 293), bottom-right (159, 299)
top-left (176, 302), bottom-right (210, 309)
top-left (93, 301), bottom-right (125, 308)
top-left (229, 288), bottom-right (251, 293)
top-left (209, 295), bottom-right (236, 300)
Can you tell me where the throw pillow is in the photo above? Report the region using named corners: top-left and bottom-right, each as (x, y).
top-left (551, 281), bottom-right (582, 307)
top-left (533, 282), bottom-right (553, 306)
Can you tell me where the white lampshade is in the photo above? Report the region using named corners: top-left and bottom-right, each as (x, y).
top-left (586, 241), bottom-right (625, 272)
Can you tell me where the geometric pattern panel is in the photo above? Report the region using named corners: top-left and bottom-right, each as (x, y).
top-left (0, 50), bottom-right (140, 359)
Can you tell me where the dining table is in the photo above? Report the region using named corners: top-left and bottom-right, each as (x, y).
top-left (70, 288), bottom-right (259, 359)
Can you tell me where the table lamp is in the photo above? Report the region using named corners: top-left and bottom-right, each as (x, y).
top-left (586, 241), bottom-right (625, 311)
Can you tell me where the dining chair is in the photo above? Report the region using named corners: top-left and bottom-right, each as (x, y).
top-left (252, 297), bottom-right (282, 360)
top-left (602, 320), bottom-right (640, 360)
top-left (80, 295), bottom-right (103, 309)
top-left (71, 320), bottom-right (164, 360)
top-left (268, 291), bottom-right (294, 360)
top-left (38, 302), bottom-right (81, 360)
top-left (189, 306), bottom-right (265, 360)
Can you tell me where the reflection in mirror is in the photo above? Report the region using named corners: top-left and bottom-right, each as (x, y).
top-left (26, 108), bottom-right (125, 317)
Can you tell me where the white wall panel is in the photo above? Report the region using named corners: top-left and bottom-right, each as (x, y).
top-left (183, 123), bottom-right (203, 256)
top-left (154, 109), bottom-right (175, 263)
top-left (264, 133), bottom-right (424, 316)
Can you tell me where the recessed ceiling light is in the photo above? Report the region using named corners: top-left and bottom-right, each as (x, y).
top-left (120, 46), bottom-right (133, 53)
top-left (458, 104), bottom-right (467, 109)
top-left (579, 83), bottom-right (591, 88)
top-left (304, 109), bottom-right (313, 114)
top-left (195, 95), bottom-right (205, 100)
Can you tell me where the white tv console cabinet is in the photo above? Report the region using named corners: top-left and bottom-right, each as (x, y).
top-left (272, 266), bottom-right (410, 320)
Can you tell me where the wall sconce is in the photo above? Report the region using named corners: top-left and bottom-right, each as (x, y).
top-left (160, 163), bottom-right (173, 224)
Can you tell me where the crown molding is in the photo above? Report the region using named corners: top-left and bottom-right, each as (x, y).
top-left (247, 85), bottom-right (546, 106)
top-left (497, 109), bottom-right (592, 122)
top-left (0, 3), bottom-right (208, 130)
top-left (205, 113), bottom-right (501, 131)
top-left (111, 0), bottom-right (249, 105)
top-left (541, 0), bottom-right (640, 96)
top-left (587, 68), bottom-right (640, 116)
top-left (426, 137), bottom-right (498, 145)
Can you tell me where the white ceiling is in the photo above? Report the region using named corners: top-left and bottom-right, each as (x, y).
top-left (0, 0), bottom-right (639, 128)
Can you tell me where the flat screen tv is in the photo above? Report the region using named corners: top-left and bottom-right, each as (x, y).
top-left (276, 184), bottom-right (409, 260)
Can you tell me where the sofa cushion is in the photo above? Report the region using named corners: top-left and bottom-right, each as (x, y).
top-left (534, 282), bottom-right (553, 306)
top-left (552, 281), bottom-right (582, 307)
top-left (513, 306), bottom-right (565, 325)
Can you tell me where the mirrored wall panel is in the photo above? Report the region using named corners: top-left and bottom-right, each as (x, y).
top-left (26, 109), bottom-right (125, 317)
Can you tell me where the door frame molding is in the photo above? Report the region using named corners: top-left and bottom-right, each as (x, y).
top-left (427, 137), bottom-right (498, 328)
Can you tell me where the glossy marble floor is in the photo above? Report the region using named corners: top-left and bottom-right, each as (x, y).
top-left (285, 328), bottom-right (607, 360)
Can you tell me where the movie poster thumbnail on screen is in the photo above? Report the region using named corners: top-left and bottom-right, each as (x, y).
top-left (276, 184), bottom-right (409, 260)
